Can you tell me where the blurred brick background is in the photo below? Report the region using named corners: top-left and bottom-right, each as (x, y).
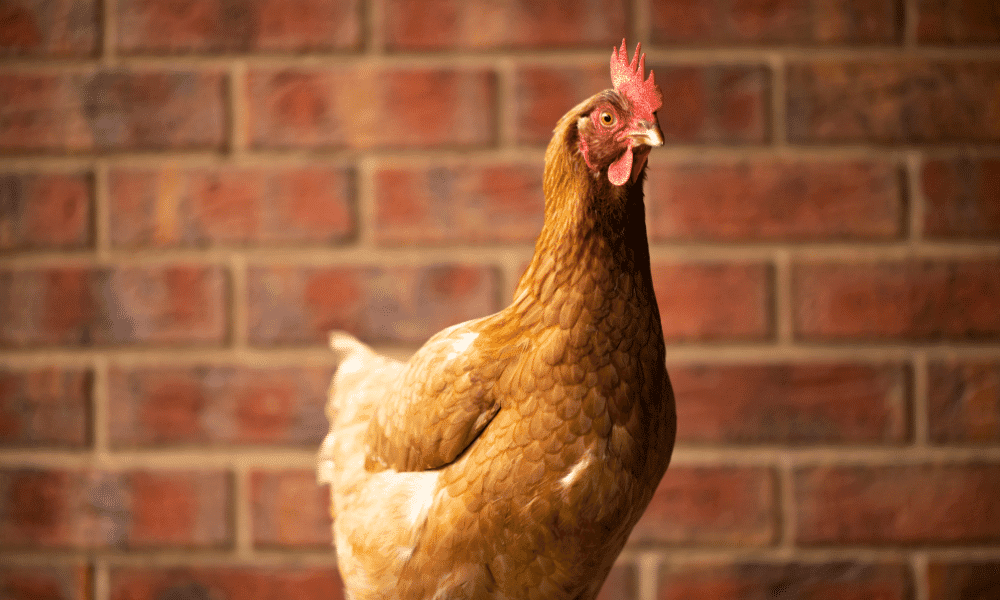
top-left (1, 0), bottom-right (999, 599)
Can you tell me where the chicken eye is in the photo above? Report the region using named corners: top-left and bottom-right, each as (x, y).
top-left (599, 111), bottom-right (615, 127)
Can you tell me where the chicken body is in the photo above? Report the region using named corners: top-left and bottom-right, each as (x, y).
top-left (319, 42), bottom-right (676, 600)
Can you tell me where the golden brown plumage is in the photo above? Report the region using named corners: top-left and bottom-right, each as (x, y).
top-left (318, 40), bottom-right (676, 600)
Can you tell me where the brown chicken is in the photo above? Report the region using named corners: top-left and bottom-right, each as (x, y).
top-left (318, 40), bottom-right (676, 600)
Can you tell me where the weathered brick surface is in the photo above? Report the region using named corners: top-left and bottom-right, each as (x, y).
top-left (0, 70), bottom-right (227, 153)
top-left (247, 264), bottom-right (501, 345)
top-left (630, 467), bottom-right (778, 547)
top-left (657, 561), bottom-right (911, 600)
top-left (0, 564), bottom-right (91, 600)
top-left (246, 68), bottom-right (496, 150)
top-left (374, 163), bottom-right (543, 245)
top-left (109, 566), bottom-right (345, 600)
top-left (927, 360), bottom-right (1000, 445)
top-left (595, 563), bottom-right (637, 600)
top-left (921, 157), bottom-right (1000, 239)
top-left (0, 367), bottom-right (90, 447)
top-left (926, 560), bottom-right (1000, 600)
top-left (786, 61), bottom-right (1000, 143)
top-left (108, 365), bottom-right (332, 447)
top-left (0, 265), bottom-right (228, 347)
top-left (0, 468), bottom-right (232, 549)
top-left (382, 0), bottom-right (626, 50)
top-left (0, 0), bottom-right (99, 57)
top-left (670, 362), bottom-right (909, 445)
top-left (651, 0), bottom-right (902, 44)
top-left (109, 166), bottom-right (355, 248)
top-left (917, 0), bottom-right (1000, 44)
top-left (795, 464), bottom-right (1000, 544)
top-left (792, 259), bottom-right (1000, 342)
top-left (0, 172), bottom-right (92, 250)
top-left (117, 0), bottom-right (362, 54)
top-left (646, 160), bottom-right (903, 241)
top-left (251, 469), bottom-right (332, 548)
top-left (514, 64), bottom-right (769, 146)
top-left (652, 262), bottom-right (773, 342)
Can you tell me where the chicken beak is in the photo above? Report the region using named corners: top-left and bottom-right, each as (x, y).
top-left (628, 124), bottom-right (664, 148)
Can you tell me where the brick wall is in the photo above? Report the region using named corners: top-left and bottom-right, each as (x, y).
top-left (1, 1), bottom-right (999, 599)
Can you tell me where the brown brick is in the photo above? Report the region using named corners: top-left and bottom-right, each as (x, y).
top-left (917, 0), bottom-right (1000, 44)
top-left (922, 157), bottom-right (1000, 239)
top-left (374, 163), bottom-right (543, 245)
top-left (0, 70), bottom-right (226, 153)
top-left (0, 265), bottom-right (228, 347)
top-left (787, 61), bottom-right (1000, 143)
top-left (0, 172), bottom-right (92, 250)
top-left (108, 366), bottom-right (332, 447)
top-left (795, 463), bottom-right (1000, 544)
top-left (0, 368), bottom-right (90, 447)
top-left (109, 566), bottom-right (345, 600)
top-left (251, 469), bottom-right (332, 549)
top-left (0, 0), bottom-right (99, 57)
top-left (651, 0), bottom-right (901, 44)
top-left (513, 64), bottom-right (768, 146)
top-left (0, 468), bottom-right (232, 549)
top-left (646, 160), bottom-right (902, 241)
top-left (792, 259), bottom-right (1000, 342)
top-left (927, 561), bottom-right (1000, 600)
top-left (657, 561), bottom-right (911, 600)
top-left (246, 68), bottom-right (495, 150)
top-left (670, 363), bottom-right (909, 445)
top-left (928, 360), bottom-right (1000, 445)
top-left (630, 467), bottom-right (777, 547)
top-left (383, 0), bottom-right (626, 50)
top-left (247, 264), bottom-right (501, 346)
top-left (0, 564), bottom-right (91, 600)
top-left (652, 262), bottom-right (772, 342)
top-left (109, 166), bottom-right (355, 248)
top-left (117, 0), bottom-right (361, 54)
top-left (596, 563), bottom-right (637, 600)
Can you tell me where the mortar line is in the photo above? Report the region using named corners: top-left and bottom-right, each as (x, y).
top-left (903, 0), bottom-right (919, 47)
top-left (91, 356), bottom-right (110, 460)
top-left (229, 253), bottom-right (249, 350)
top-left (356, 156), bottom-right (378, 249)
top-left (773, 249), bottom-right (793, 345)
top-left (912, 551), bottom-right (929, 600)
top-left (768, 52), bottom-right (787, 147)
top-left (495, 57), bottom-right (517, 150)
top-left (92, 161), bottom-right (111, 259)
top-left (365, 0), bottom-right (384, 54)
top-left (94, 558), bottom-right (110, 600)
top-left (100, 0), bottom-right (117, 63)
top-left (633, 0), bottom-right (650, 45)
top-left (637, 550), bottom-right (660, 600)
top-left (233, 465), bottom-right (253, 558)
top-left (907, 151), bottom-right (925, 245)
top-left (228, 60), bottom-right (249, 158)
top-left (911, 350), bottom-right (930, 447)
top-left (777, 455), bottom-right (797, 550)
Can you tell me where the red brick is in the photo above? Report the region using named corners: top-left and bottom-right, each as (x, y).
top-left (646, 160), bottom-right (902, 241)
top-left (109, 166), bottom-right (355, 248)
top-left (792, 259), bottom-right (1000, 342)
top-left (247, 264), bottom-right (501, 345)
top-left (374, 163), bottom-right (543, 245)
top-left (0, 265), bottom-right (228, 347)
top-left (795, 463), bottom-right (1000, 544)
top-left (117, 0), bottom-right (361, 54)
top-left (251, 469), bottom-right (332, 549)
top-left (922, 157), bottom-right (1000, 239)
top-left (109, 566), bottom-right (345, 600)
top-left (652, 262), bottom-right (772, 342)
top-left (0, 70), bottom-right (226, 153)
top-left (513, 64), bottom-right (768, 146)
top-left (651, 0), bottom-right (901, 44)
top-left (382, 0), bottom-right (626, 50)
top-left (0, 468), bottom-right (231, 549)
top-left (0, 172), bottom-right (92, 250)
top-left (927, 360), bottom-right (1000, 445)
top-left (657, 561), bottom-right (910, 600)
top-left (0, 0), bottom-right (99, 57)
top-left (108, 365), bottom-right (332, 447)
top-left (786, 61), bottom-right (1000, 143)
top-left (670, 362), bottom-right (909, 445)
top-left (630, 467), bottom-right (778, 547)
top-left (0, 564), bottom-right (91, 600)
top-left (596, 563), bottom-right (637, 600)
top-left (246, 68), bottom-right (495, 150)
top-left (0, 368), bottom-right (90, 447)
top-left (927, 561), bottom-right (1000, 600)
top-left (917, 0), bottom-right (1000, 44)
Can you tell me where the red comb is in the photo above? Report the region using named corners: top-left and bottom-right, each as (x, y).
top-left (610, 39), bottom-right (662, 120)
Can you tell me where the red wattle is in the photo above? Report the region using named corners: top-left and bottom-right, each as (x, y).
top-left (608, 146), bottom-right (632, 186)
